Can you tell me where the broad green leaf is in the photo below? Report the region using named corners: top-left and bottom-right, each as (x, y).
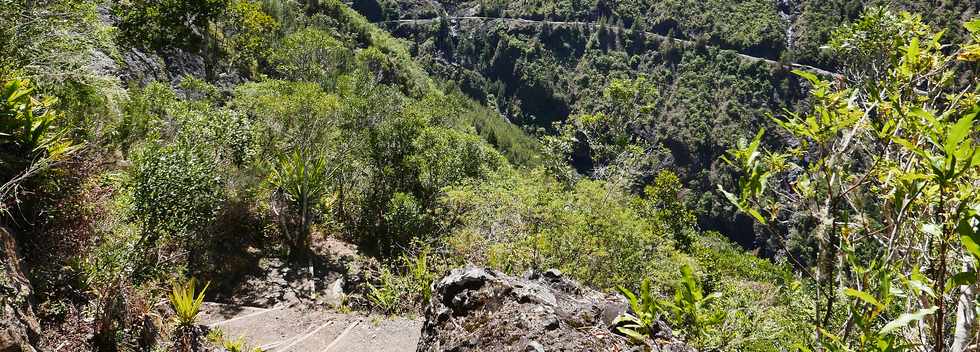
top-left (949, 271), bottom-right (977, 287)
top-left (959, 44), bottom-right (980, 62)
top-left (893, 137), bottom-right (928, 159)
top-left (906, 37), bottom-right (920, 66)
top-left (745, 208), bottom-right (767, 225)
top-left (616, 326), bottom-right (649, 341)
top-left (946, 114), bottom-right (974, 154)
top-left (611, 313), bottom-right (640, 327)
top-left (792, 70), bottom-right (820, 85)
top-left (747, 128), bottom-right (765, 164)
top-left (960, 222), bottom-right (980, 260)
top-left (922, 223), bottom-right (942, 238)
top-left (617, 286), bottom-right (640, 313)
top-left (879, 307), bottom-right (938, 335)
top-left (906, 269), bottom-right (937, 298)
top-left (966, 18), bottom-right (980, 34)
top-left (844, 288), bottom-right (883, 309)
top-left (909, 107), bottom-right (939, 127)
top-left (931, 30), bottom-right (946, 49)
top-left (719, 187), bottom-right (741, 206)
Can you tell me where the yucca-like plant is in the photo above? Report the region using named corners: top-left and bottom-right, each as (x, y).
top-left (169, 278), bottom-right (209, 327)
top-left (269, 149), bottom-right (334, 258)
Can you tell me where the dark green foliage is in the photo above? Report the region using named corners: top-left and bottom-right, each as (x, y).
top-left (17, 1), bottom-right (979, 351)
top-left (116, 0), bottom-right (231, 48)
top-left (269, 28), bottom-right (352, 87)
top-left (356, 91), bottom-right (506, 255)
top-left (0, 79), bottom-right (77, 213)
top-left (645, 0), bottom-right (786, 55)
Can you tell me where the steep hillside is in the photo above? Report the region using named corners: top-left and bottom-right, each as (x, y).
top-left (1, 0), bottom-right (809, 351)
top-left (3, 0), bottom-right (979, 351)
top-left (352, 0), bottom-right (979, 248)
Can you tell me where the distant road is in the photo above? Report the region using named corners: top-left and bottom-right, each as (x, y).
top-left (375, 16), bottom-right (841, 79)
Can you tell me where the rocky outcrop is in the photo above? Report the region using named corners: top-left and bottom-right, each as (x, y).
top-left (417, 267), bottom-right (691, 352)
top-left (0, 227), bottom-right (40, 352)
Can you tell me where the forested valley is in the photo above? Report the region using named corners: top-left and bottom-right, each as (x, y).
top-left (1, 0), bottom-right (979, 351)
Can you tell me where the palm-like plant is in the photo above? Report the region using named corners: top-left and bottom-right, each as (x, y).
top-left (0, 79), bottom-right (77, 213)
top-left (269, 148), bottom-right (335, 258)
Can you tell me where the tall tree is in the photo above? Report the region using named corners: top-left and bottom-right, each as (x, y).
top-left (722, 9), bottom-right (980, 350)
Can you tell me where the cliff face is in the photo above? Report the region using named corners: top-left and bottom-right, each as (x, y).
top-left (0, 227), bottom-right (40, 352)
top-left (417, 267), bottom-right (692, 352)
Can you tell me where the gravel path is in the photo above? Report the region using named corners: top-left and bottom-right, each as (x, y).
top-left (200, 302), bottom-right (421, 352)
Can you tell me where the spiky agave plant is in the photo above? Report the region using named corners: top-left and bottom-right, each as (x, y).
top-left (221, 336), bottom-right (248, 352)
top-left (169, 277), bottom-right (209, 327)
top-left (170, 278), bottom-right (209, 352)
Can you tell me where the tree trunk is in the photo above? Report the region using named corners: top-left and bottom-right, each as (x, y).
top-left (951, 258), bottom-right (977, 352)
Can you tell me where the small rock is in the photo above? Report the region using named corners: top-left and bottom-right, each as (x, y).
top-left (282, 290), bottom-right (299, 304)
top-left (526, 341), bottom-right (545, 352)
top-left (601, 300), bottom-right (628, 326)
top-left (323, 278), bottom-right (345, 307)
top-left (329, 277), bottom-right (345, 295)
top-left (542, 315), bottom-right (559, 330)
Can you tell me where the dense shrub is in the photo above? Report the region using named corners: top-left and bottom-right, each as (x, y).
top-left (116, 0), bottom-right (230, 48)
top-left (269, 28), bottom-right (352, 87)
top-left (130, 143), bottom-right (224, 244)
top-left (442, 168), bottom-right (688, 290)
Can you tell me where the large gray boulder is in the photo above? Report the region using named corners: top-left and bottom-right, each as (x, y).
top-left (417, 266), bottom-right (691, 351)
top-left (0, 227), bottom-right (40, 352)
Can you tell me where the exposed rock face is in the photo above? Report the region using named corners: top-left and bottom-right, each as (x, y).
top-left (0, 227), bottom-right (40, 352)
top-left (417, 267), bottom-right (691, 352)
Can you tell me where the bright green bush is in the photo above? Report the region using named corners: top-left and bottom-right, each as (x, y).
top-left (220, 0), bottom-right (280, 74)
top-left (442, 168), bottom-right (688, 290)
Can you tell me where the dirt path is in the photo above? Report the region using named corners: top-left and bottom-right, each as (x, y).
top-left (375, 16), bottom-right (841, 79)
top-left (200, 302), bottom-right (421, 352)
